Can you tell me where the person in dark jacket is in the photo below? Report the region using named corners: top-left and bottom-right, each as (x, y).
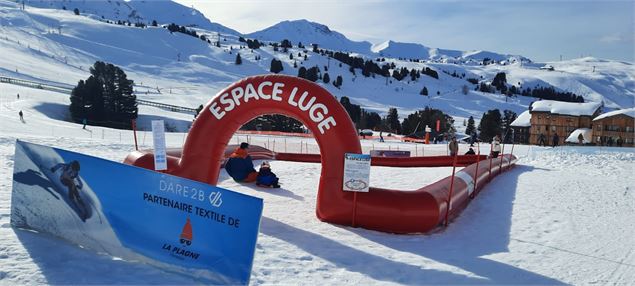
top-left (552, 133), bottom-right (560, 148)
top-left (538, 133), bottom-right (546, 146)
top-left (224, 142), bottom-right (258, 182)
top-left (256, 161), bottom-right (280, 188)
top-left (465, 148), bottom-right (476, 155)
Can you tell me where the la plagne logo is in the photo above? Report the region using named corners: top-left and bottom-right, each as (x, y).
top-left (161, 217), bottom-right (200, 260)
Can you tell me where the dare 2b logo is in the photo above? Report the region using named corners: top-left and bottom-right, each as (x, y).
top-left (161, 217), bottom-right (200, 260)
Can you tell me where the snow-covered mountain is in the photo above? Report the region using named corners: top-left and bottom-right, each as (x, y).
top-left (1, 0), bottom-right (633, 127)
top-left (247, 19), bottom-right (372, 54)
top-left (372, 40), bottom-right (530, 63)
top-left (21, 0), bottom-right (240, 34)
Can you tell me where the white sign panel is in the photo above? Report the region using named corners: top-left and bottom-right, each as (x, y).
top-left (151, 120), bottom-right (167, 171)
top-left (343, 153), bottom-right (371, 192)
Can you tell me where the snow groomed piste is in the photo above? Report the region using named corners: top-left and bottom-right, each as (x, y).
top-left (124, 75), bottom-right (517, 233)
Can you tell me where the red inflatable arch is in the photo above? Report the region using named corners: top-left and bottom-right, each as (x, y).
top-left (125, 74), bottom-right (517, 233)
top-left (127, 75), bottom-right (363, 224)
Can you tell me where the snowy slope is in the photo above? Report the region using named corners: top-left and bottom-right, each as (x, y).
top-left (2, 83), bottom-right (635, 285)
top-left (22, 0), bottom-right (240, 34)
top-left (247, 19), bottom-right (372, 54)
top-left (0, 0), bottom-right (633, 131)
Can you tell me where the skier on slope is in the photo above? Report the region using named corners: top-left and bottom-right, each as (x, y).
top-left (51, 160), bottom-right (87, 219)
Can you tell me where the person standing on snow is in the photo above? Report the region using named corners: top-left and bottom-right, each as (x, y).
top-left (224, 142), bottom-right (258, 183)
top-left (490, 135), bottom-right (501, 158)
top-left (577, 133), bottom-right (584, 145)
top-left (538, 133), bottom-right (546, 146)
top-left (552, 133), bottom-right (560, 148)
top-left (18, 110), bottom-right (23, 122)
top-left (448, 136), bottom-right (459, 156)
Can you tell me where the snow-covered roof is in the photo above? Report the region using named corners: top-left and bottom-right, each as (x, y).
top-left (530, 100), bottom-right (602, 116)
top-left (592, 108), bottom-right (635, 121)
top-left (510, 110), bottom-right (531, 127)
top-left (565, 128), bottom-right (593, 144)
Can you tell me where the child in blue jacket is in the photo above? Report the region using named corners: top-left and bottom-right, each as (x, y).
top-left (256, 161), bottom-right (280, 188)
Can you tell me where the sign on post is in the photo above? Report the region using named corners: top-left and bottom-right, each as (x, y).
top-left (343, 153), bottom-right (371, 192)
top-left (11, 140), bottom-right (263, 285)
top-left (152, 120), bottom-right (167, 170)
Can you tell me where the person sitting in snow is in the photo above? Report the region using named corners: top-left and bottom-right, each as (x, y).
top-left (225, 142), bottom-right (258, 183)
top-left (256, 161), bottom-right (280, 188)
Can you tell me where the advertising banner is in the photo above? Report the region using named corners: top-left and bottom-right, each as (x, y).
top-left (11, 140), bottom-right (263, 285)
top-left (342, 153), bottom-right (371, 192)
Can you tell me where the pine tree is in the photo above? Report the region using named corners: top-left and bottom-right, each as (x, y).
top-left (70, 61), bottom-right (137, 128)
top-left (465, 116), bottom-right (476, 136)
top-left (235, 53), bottom-right (242, 65)
top-left (270, 59), bottom-right (283, 73)
top-left (339, 96), bottom-right (361, 125)
top-left (297, 66), bottom-right (307, 79)
top-left (323, 72), bottom-right (330, 84)
top-left (420, 86), bottom-right (428, 96)
top-left (306, 66), bottom-right (319, 82)
top-left (334, 75), bottom-right (343, 88)
top-left (478, 109), bottom-right (502, 142)
top-left (385, 108), bottom-right (401, 134)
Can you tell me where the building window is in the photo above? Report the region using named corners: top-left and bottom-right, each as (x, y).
top-left (596, 124), bottom-right (602, 131)
top-left (551, 126), bottom-right (557, 131)
top-left (626, 126), bottom-right (633, 132)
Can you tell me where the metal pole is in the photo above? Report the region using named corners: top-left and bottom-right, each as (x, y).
top-left (472, 142), bottom-right (481, 198)
top-left (445, 153), bottom-right (459, 226)
top-left (499, 142), bottom-right (506, 174)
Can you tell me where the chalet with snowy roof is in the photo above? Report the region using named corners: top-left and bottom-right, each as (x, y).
top-left (528, 100), bottom-right (602, 145)
top-left (510, 110), bottom-right (531, 144)
top-left (592, 108), bottom-right (635, 147)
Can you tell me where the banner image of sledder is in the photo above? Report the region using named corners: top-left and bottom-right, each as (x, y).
top-left (11, 140), bottom-right (263, 285)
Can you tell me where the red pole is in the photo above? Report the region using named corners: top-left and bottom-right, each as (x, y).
top-left (131, 119), bottom-right (138, 151)
top-left (444, 153), bottom-right (459, 226)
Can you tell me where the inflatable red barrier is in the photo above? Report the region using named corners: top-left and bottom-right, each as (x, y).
top-left (275, 153), bottom-right (487, 167)
top-left (124, 75), bottom-right (516, 234)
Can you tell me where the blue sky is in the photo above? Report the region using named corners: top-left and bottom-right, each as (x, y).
top-left (174, 0), bottom-right (634, 62)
